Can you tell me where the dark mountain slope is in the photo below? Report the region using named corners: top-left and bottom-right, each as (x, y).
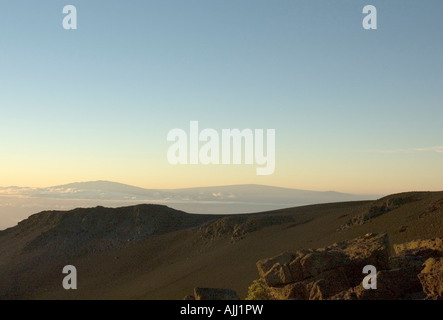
top-left (0, 204), bottom-right (219, 256)
top-left (0, 191), bottom-right (442, 299)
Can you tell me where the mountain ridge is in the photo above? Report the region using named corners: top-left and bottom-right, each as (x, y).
top-left (0, 181), bottom-right (381, 230)
top-left (0, 180), bottom-right (381, 202)
top-left (3, 180), bottom-right (378, 195)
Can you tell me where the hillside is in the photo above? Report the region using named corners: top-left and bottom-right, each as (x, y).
top-left (0, 191), bottom-right (442, 299)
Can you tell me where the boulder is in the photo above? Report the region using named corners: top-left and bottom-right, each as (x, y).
top-left (389, 254), bottom-right (425, 273)
top-left (256, 251), bottom-right (295, 278)
top-left (306, 268), bottom-right (350, 300)
top-left (388, 238), bottom-right (443, 273)
top-left (368, 268), bottom-right (421, 299)
top-left (418, 257), bottom-right (443, 299)
top-left (255, 233), bottom-right (442, 300)
top-left (269, 268), bottom-right (350, 300)
top-left (262, 263), bottom-right (293, 287)
top-left (194, 287), bottom-right (239, 300)
top-left (340, 233), bottom-right (390, 286)
top-left (256, 251), bottom-right (297, 286)
top-left (269, 282), bottom-right (307, 300)
top-left (300, 250), bottom-right (349, 278)
top-left (393, 238), bottom-right (443, 258)
top-left (341, 233), bottom-right (390, 267)
top-left (287, 256), bottom-right (304, 282)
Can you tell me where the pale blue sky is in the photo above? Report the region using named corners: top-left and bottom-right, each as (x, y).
top-left (0, 0), bottom-right (442, 193)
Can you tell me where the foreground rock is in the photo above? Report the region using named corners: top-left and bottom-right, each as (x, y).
top-left (394, 238), bottom-right (443, 258)
top-left (254, 234), bottom-right (443, 300)
top-left (418, 258), bottom-right (443, 299)
top-left (330, 268), bottom-right (424, 300)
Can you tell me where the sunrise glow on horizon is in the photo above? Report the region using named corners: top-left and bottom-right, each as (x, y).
top-left (1, 0), bottom-right (442, 195)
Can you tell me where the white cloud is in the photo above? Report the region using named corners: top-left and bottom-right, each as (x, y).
top-left (413, 146), bottom-right (443, 153)
top-left (212, 192), bottom-right (223, 198)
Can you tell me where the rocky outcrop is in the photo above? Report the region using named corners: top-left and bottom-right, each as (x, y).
top-left (257, 251), bottom-right (299, 286)
top-left (255, 234), bottom-right (443, 300)
top-left (198, 215), bottom-right (308, 243)
top-left (339, 194), bottom-right (419, 230)
top-left (418, 258), bottom-right (443, 299)
top-left (330, 268), bottom-right (424, 300)
top-left (394, 238), bottom-right (443, 257)
top-left (332, 233), bottom-right (390, 286)
top-left (17, 204), bottom-right (216, 256)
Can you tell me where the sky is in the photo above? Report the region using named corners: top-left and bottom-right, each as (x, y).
top-left (0, 0), bottom-right (442, 194)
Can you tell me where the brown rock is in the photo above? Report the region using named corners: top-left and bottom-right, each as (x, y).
top-left (256, 251), bottom-right (295, 278)
top-left (287, 257), bottom-right (304, 282)
top-left (262, 263), bottom-right (293, 287)
top-left (388, 237), bottom-right (443, 272)
top-left (307, 268), bottom-right (350, 300)
top-left (257, 251), bottom-right (298, 287)
top-left (389, 255), bottom-right (425, 273)
top-left (353, 268), bottom-right (422, 300)
top-left (341, 233), bottom-right (390, 266)
top-left (296, 248), bottom-right (314, 257)
top-left (340, 233), bottom-right (390, 286)
top-left (394, 238), bottom-right (443, 258)
top-left (269, 282), bottom-right (307, 300)
top-left (270, 268), bottom-right (349, 300)
top-left (194, 287), bottom-right (239, 300)
top-left (255, 233), bottom-right (443, 300)
top-left (300, 250), bottom-right (349, 278)
top-left (418, 257), bottom-right (443, 299)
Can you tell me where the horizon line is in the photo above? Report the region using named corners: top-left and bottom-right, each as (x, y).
top-left (0, 179), bottom-right (393, 196)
